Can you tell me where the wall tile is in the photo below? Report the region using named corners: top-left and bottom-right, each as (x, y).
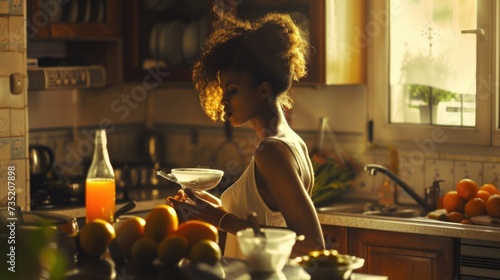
top-left (424, 159), bottom-right (455, 193)
top-left (0, 159), bottom-right (26, 209)
top-left (0, 17), bottom-right (8, 50)
top-left (0, 51), bottom-right (22, 75)
top-left (0, 108), bottom-right (9, 137)
top-left (483, 163), bottom-right (500, 187)
top-left (10, 108), bottom-right (24, 136)
top-left (8, 0), bottom-right (22, 15)
top-left (0, 0), bottom-right (7, 14)
top-left (454, 161), bottom-right (483, 187)
top-left (0, 54), bottom-right (24, 108)
top-left (8, 15), bottom-right (23, 51)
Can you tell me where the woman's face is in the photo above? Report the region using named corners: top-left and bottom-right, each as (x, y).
top-left (219, 70), bottom-right (265, 126)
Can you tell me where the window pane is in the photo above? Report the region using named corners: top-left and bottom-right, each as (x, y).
top-left (389, 0), bottom-right (477, 126)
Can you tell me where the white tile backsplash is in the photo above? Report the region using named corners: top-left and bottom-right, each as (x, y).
top-left (454, 161), bottom-right (483, 187)
top-left (482, 163), bottom-right (500, 187)
top-left (8, 15), bottom-right (22, 51)
top-left (0, 108), bottom-right (9, 137)
top-left (0, 17), bottom-right (7, 51)
top-left (10, 107), bottom-right (24, 136)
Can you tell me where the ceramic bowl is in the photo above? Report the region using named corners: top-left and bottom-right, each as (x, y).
top-left (236, 228), bottom-right (297, 272)
top-left (171, 168), bottom-right (224, 191)
top-left (295, 253), bottom-right (365, 280)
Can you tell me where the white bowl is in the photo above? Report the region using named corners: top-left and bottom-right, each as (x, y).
top-left (171, 168), bottom-right (224, 191)
top-left (236, 228), bottom-right (297, 272)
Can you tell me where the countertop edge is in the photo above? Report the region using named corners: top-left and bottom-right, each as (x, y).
top-left (318, 213), bottom-right (500, 242)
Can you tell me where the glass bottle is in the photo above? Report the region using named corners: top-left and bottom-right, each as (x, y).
top-left (86, 129), bottom-right (115, 223)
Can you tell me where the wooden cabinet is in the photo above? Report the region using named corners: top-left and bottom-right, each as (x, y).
top-left (27, 0), bottom-right (122, 84)
top-left (121, 0), bottom-right (366, 85)
top-left (236, 0), bottom-right (367, 85)
top-left (349, 228), bottom-right (457, 280)
top-left (321, 225), bottom-right (348, 254)
top-left (121, 0), bottom-right (216, 84)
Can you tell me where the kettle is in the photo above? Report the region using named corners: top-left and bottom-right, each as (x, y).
top-left (29, 145), bottom-right (54, 187)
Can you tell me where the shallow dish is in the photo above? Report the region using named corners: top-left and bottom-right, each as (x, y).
top-left (295, 253), bottom-right (364, 280)
top-left (171, 168), bottom-right (224, 191)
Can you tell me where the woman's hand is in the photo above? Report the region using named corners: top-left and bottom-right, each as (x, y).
top-left (167, 189), bottom-right (226, 227)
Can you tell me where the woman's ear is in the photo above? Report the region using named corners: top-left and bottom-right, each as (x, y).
top-left (258, 82), bottom-right (272, 100)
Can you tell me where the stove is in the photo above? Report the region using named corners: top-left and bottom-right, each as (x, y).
top-left (30, 177), bottom-right (177, 211)
top-left (30, 178), bottom-right (129, 210)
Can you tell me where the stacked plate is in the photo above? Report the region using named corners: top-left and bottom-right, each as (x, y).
top-left (149, 16), bottom-right (209, 66)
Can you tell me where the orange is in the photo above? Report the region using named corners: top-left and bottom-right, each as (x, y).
top-left (175, 220), bottom-right (219, 250)
top-left (486, 194), bottom-right (500, 218)
top-left (479, 183), bottom-right (499, 195)
top-left (79, 219), bottom-right (116, 257)
top-left (144, 205), bottom-right (179, 243)
top-left (446, 211), bottom-right (466, 223)
top-left (189, 239), bottom-right (222, 266)
top-left (437, 195), bottom-right (445, 209)
top-left (443, 191), bottom-right (466, 213)
top-left (131, 238), bottom-right (158, 266)
top-left (476, 190), bottom-right (491, 203)
top-left (115, 216), bottom-right (146, 259)
top-left (158, 235), bottom-right (189, 265)
top-left (456, 178), bottom-right (478, 200)
top-left (464, 197), bottom-right (487, 218)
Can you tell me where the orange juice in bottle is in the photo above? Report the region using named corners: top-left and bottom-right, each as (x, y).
top-left (86, 179), bottom-right (115, 223)
top-left (86, 129), bottom-right (116, 223)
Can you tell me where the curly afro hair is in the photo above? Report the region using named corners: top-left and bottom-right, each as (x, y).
top-left (192, 8), bottom-right (310, 122)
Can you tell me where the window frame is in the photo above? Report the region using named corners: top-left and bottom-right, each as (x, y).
top-left (368, 0), bottom-right (497, 148)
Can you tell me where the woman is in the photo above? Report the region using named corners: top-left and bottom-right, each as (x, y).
top-left (168, 9), bottom-right (325, 258)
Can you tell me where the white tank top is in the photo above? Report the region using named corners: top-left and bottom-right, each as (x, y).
top-left (220, 134), bottom-right (313, 258)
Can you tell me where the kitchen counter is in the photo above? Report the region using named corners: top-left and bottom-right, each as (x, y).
top-left (39, 197), bottom-right (500, 243)
top-left (318, 211), bottom-right (500, 242)
top-left (42, 198), bottom-right (168, 219)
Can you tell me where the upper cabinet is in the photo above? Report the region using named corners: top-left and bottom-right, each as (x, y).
top-left (121, 0), bottom-right (367, 86)
top-left (236, 0), bottom-right (367, 85)
top-left (27, 0), bottom-right (122, 84)
top-left (121, 0), bottom-right (214, 84)
top-left (27, 0), bottom-right (366, 86)
top-left (27, 0), bottom-right (121, 39)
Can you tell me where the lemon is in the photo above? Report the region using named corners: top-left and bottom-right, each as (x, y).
top-left (189, 239), bottom-right (221, 266)
top-left (115, 216), bottom-right (146, 259)
top-left (131, 238), bottom-right (158, 266)
top-left (79, 219), bottom-right (116, 257)
top-left (158, 234), bottom-right (188, 265)
top-left (144, 205), bottom-right (179, 243)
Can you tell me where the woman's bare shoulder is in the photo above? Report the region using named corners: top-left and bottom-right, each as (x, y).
top-left (254, 137), bottom-right (295, 165)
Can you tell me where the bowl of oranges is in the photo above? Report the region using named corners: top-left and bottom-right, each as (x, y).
top-left (432, 179), bottom-right (500, 225)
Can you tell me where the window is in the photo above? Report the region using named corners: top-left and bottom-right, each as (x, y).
top-left (369, 0), bottom-right (498, 146)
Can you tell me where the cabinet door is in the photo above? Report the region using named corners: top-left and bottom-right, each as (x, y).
top-left (235, 0), bottom-right (366, 85)
top-left (27, 0), bottom-right (122, 39)
top-left (321, 225), bottom-right (348, 254)
top-left (122, 0), bottom-right (216, 83)
top-left (349, 228), bottom-right (457, 280)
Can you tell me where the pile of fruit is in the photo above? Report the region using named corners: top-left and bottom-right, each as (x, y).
top-left (77, 204), bottom-right (221, 269)
top-left (430, 179), bottom-right (500, 224)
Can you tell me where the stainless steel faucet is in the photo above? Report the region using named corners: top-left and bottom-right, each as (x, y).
top-left (364, 164), bottom-right (434, 213)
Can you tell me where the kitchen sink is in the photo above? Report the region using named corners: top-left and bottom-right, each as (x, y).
top-left (316, 201), bottom-right (423, 218)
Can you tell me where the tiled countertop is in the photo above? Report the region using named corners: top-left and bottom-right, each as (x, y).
top-left (318, 212), bottom-right (500, 242)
